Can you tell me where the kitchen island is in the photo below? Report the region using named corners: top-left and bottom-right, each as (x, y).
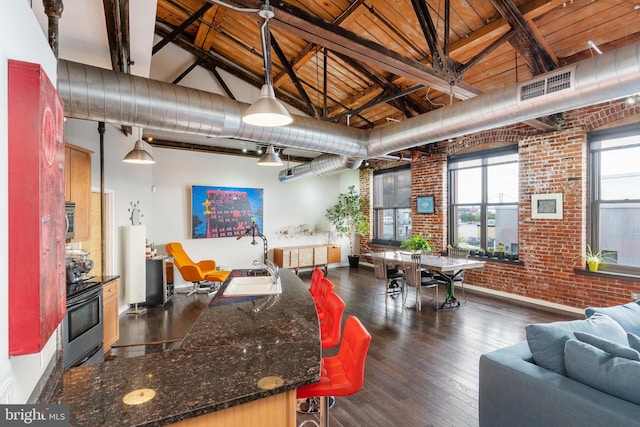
top-left (53, 268), bottom-right (320, 426)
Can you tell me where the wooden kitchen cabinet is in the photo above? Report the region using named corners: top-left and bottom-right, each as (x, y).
top-left (65, 143), bottom-right (92, 242)
top-left (103, 279), bottom-right (119, 353)
top-left (273, 245), bottom-right (340, 274)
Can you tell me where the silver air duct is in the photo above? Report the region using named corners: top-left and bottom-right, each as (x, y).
top-left (57, 59), bottom-right (366, 158)
top-left (57, 42), bottom-right (640, 181)
top-left (279, 154), bottom-right (362, 182)
top-left (367, 42), bottom-right (640, 157)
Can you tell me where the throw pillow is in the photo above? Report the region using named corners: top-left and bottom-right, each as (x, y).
top-left (565, 338), bottom-right (640, 405)
top-left (573, 331), bottom-right (640, 360)
top-left (585, 301), bottom-right (640, 335)
top-left (525, 313), bottom-right (627, 375)
top-left (628, 332), bottom-right (640, 352)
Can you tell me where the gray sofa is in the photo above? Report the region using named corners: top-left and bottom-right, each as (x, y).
top-left (479, 302), bottom-right (640, 427)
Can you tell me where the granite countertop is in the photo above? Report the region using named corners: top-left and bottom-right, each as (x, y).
top-left (53, 268), bottom-right (320, 426)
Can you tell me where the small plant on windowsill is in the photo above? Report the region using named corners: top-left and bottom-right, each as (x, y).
top-left (496, 242), bottom-right (506, 259)
top-left (400, 234), bottom-right (435, 253)
top-left (576, 245), bottom-right (611, 272)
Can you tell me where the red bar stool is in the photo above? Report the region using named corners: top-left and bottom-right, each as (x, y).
top-left (309, 267), bottom-right (325, 300)
top-left (314, 277), bottom-right (335, 321)
top-left (320, 291), bottom-right (345, 349)
top-left (297, 316), bottom-right (372, 427)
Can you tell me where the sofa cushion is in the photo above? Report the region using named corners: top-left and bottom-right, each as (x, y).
top-left (525, 313), bottom-right (627, 375)
top-left (565, 338), bottom-right (640, 405)
top-left (573, 331), bottom-right (640, 360)
top-left (628, 332), bottom-right (640, 352)
top-left (585, 301), bottom-right (640, 334)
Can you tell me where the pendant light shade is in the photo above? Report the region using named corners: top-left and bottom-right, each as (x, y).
top-left (241, 2), bottom-right (292, 128)
top-left (257, 145), bottom-right (283, 166)
top-left (123, 138), bottom-right (155, 164)
top-left (242, 84), bottom-right (293, 127)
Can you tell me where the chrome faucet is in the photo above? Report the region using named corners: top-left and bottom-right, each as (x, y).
top-left (252, 259), bottom-right (280, 285)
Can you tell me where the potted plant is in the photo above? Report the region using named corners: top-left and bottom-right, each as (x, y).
top-left (578, 245), bottom-right (610, 272)
top-left (325, 185), bottom-right (369, 268)
top-left (400, 234), bottom-right (435, 253)
top-left (496, 242), bottom-right (506, 259)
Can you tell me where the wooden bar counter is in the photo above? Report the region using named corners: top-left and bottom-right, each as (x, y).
top-left (53, 268), bottom-right (320, 426)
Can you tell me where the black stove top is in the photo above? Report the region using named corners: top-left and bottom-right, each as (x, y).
top-left (66, 277), bottom-right (101, 299)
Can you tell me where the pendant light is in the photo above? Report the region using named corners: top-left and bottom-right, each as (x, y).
top-left (123, 128), bottom-right (155, 164)
top-left (242, 2), bottom-right (293, 127)
top-left (257, 145), bottom-right (283, 166)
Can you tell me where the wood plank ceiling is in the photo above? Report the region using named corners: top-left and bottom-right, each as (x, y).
top-left (110, 0), bottom-right (640, 158)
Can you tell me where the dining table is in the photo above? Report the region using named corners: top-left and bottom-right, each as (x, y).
top-left (379, 251), bottom-right (486, 310)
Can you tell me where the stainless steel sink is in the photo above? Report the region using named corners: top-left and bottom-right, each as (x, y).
top-left (224, 276), bottom-right (281, 296)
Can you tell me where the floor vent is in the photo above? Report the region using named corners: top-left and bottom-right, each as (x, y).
top-left (519, 69), bottom-right (574, 102)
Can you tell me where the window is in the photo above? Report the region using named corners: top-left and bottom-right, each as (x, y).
top-left (448, 147), bottom-right (519, 254)
top-left (589, 123), bottom-right (640, 273)
top-left (372, 167), bottom-right (411, 244)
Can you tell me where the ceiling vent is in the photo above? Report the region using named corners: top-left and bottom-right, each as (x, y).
top-left (519, 68), bottom-right (575, 102)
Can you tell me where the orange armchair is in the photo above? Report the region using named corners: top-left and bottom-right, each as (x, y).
top-left (165, 242), bottom-right (230, 296)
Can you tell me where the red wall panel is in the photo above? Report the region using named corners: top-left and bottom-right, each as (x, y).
top-left (8, 60), bottom-right (66, 356)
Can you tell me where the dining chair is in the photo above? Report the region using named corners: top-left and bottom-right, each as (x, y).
top-left (370, 250), bottom-right (404, 303)
top-left (399, 252), bottom-right (439, 311)
top-left (443, 247), bottom-right (471, 302)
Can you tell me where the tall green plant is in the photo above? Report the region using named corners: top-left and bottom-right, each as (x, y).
top-left (325, 185), bottom-right (369, 255)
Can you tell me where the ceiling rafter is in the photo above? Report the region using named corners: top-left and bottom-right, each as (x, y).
top-left (153, 2), bottom-right (212, 55)
top-left (154, 22), bottom-right (373, 126)
top-left (102, 0), bottom-right (130, 73)
top-left (272, 0), bottom-right (366, 88)
top-left (489, 0), bottom-right (557, 75)
top-left (230, 0), bottom-right (480, 99)
top-left (270, 32), bottom-right (320, 119)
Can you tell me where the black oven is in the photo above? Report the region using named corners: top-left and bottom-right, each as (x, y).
top-left (63, 284), bottom-right (104, 369)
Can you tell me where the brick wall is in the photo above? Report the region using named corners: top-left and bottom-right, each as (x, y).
top-left (360, 99), bottom-right (640, 309)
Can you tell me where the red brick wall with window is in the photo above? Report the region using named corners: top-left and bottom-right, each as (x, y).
top-left (361, 100), bottom-right (640, 309)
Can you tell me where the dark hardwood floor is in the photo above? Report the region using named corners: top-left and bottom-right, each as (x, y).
top-left (110, 266), bottom-right (580, 427)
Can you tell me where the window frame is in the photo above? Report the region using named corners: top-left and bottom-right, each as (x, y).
top-left (588, 122), bottom-right (640, 275)
top-left (371, 166), bottom-right (411, 246)
top-left (447, 146), bottom-right (519, 253)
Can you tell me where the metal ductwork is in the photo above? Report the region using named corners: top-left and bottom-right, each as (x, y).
top-left (278, 154), bottom-right (362, 182)
top-left (56, 59), bottom-right (366, 158)
top-left (57, 42), bottom-right (640, 181)
top-left (367, 42), bottom-right (640, 158)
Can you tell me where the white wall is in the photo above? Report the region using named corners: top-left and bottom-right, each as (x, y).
top-left (0, 1), bottom-right (59, 404)
top-left (150, 148), bottom-right (357, 279)
top-left (64, 117), bottom-right (358, 290)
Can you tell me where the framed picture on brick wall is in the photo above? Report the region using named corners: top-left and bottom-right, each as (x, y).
top-left (417, 195), bottom-right (435, 214)
top-left (531, 193), bottom-right (563, 219)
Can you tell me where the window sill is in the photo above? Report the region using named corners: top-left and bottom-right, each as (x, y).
top-left (574, 268), bottom-right (640, 282)
top-left (469, 254), bottom-right (524, 266)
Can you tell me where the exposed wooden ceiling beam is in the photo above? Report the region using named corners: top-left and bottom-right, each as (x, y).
top-left (231, 0), bottom-right (479, 99)
top-left (490, 0), bottom-right (556, 75)
top-left (102, 0), bottom-right (130, 73)
top-left (153, 2), bottom-right (212, 55)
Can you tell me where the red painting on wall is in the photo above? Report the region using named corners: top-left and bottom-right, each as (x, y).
top-left (8, 60), bottom-right (66, 356)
